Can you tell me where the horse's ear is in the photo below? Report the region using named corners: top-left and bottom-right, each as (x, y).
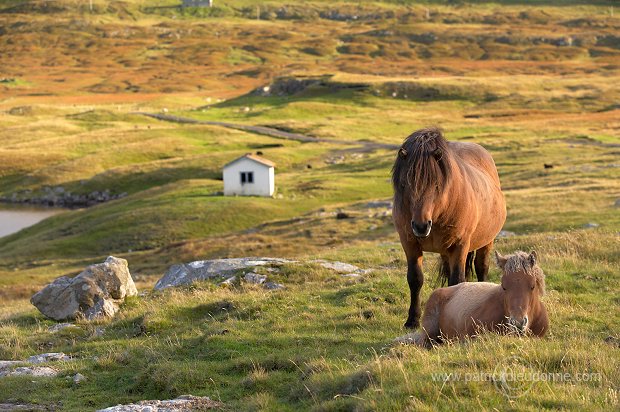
top-left (495, 251), bottom-right (507, 269)
top-left (433, 148), bottom-right (443, 160)
top-left (529, 250), bottom-right (538, 266)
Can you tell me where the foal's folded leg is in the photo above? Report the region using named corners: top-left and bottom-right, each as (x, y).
top-left (395, 290), bottom-right (445, 348)
top-left (417, 290), bottom-right (444, 347)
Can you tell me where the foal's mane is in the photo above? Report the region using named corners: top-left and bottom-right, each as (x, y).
top-left (391, 127), bottom-right (453, 203)
top-left (501, 251), bottom-right (546, 295)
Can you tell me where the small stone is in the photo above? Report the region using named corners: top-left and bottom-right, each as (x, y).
top-left (341, 273), bottom-right (361, 279)
top-left (263, 282), bottom-right (285, 290)
top-left (393, 333), bottom-right (418, 345)
top-left (614, 199), bottom-right (620, 208)
top-left (0, 403), bottom-right (46, 411)
top-left (365, 201), bottom-right (392, 209)
top-left (583, 222), bottom-right (599, 228)
top-left (496, 230), bottom-right (516, 238)
top-left (219, 276), bottom-right (237, 286)
top-left (73, 373), bottom-right (86, 384)
top-left (0, 361), bottom-right (23, 371)
top-left (47, 323), bottom-right (75, 333)
top-left (336, 212), bottom-right (350, 219)
top-left (244, 272), bottom-right (267, 285)
top-left (313, 260), bottom-right (360, 273)
top-left (27, 353), bottom-right (70, 364)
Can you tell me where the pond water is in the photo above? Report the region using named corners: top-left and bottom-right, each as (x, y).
top-left (0, 205), bottom-right (65, 239)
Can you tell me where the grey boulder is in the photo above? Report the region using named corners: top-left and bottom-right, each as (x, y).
top-left (0, 366), bottom-right (58, 377)
top-left (155, 257), bottom-right (293, 290)
top-left (263, 282), bottom-right (285, 291)
top-left (97, 395), bottom-right (221, 411)
top-left (244, 272), bottom-right (267, 285)
top-left (27, 352), bottom-right (71, 364)
top-left (311, 259), bottom-right (360, 273)
top-left (31, 256), bottom-right (137, 321)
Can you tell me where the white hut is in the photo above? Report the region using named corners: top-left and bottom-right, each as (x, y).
top-left (223, 154), bottom-right (275, 197)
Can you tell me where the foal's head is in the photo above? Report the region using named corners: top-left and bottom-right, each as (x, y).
top-left (495, 250), bottom-right (545, 334)
top-left (391, 127), bottom-right (452, 238)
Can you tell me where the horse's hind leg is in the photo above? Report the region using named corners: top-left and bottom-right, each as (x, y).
top-left (474, 242), bottom-right (493, 282)
top-left (447, 244), bottom-right (469, 286)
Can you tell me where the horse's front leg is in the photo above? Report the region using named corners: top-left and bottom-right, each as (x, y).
top-left (448, 244), bottom-right (469, 286)
top-left (405, 252), bottom-right (424, 329)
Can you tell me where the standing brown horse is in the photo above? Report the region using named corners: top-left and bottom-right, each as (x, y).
top-left (392, 127), bottom-right (506, 328)
top-left (396, 250), bottom-right (548, 347)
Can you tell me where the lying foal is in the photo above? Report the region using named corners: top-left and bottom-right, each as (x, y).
top-left (397, 250), bottom-right (548, 348)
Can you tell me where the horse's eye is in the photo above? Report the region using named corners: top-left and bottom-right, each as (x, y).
top-left (531, 285), bottom-right (535, 290)
top-left (502, 286), bottom-right (506, 290)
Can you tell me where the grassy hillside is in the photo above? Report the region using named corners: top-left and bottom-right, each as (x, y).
top-left (0, 1), bottom-right (618, 410)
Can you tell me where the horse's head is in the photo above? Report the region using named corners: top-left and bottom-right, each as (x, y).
top-left (410, 187), bottom-right (436, 238)
top-left (495, 250), bottom-right (545, 334)
top-left (391, 128), bottom-right (452, 239)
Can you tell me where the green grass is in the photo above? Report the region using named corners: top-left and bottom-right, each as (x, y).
top-left (0, 236), bottom-right (618, 410)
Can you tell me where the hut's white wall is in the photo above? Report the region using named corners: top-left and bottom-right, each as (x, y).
top-left (223, 158), bottom-right (274, 196)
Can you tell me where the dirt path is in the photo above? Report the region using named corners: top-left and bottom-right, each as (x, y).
top-left (137, 112), bottom-right (399, 151)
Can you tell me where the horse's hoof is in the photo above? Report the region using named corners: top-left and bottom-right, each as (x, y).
top-left (404, 320), bottom-right (419, 329)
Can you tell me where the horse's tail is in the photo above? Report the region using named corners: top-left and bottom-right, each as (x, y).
top-left (437, 256), bottom-right (450, 286)
top-left (465, 251), bottom-right (475, 281)
top-left (437, 251), bottom-right (475, 286)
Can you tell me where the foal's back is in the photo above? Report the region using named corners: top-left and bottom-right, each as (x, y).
top-left (438, 282), bottom-right (504, 339)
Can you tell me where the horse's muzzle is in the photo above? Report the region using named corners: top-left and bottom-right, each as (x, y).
top-left (508, 316), bottom-right (529, 334)
top-left (411, 220), bottom-right (432, 238)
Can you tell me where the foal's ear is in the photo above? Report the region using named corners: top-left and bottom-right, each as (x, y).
top-left (529, 250), bottom-right (538, 266)
top-left (494, 251), bottom-right (507, 269)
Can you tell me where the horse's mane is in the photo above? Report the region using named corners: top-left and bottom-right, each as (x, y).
top-left (391, 127), bottom-right (452, 204)
top-left (501, 251), bottom-right (546, 295)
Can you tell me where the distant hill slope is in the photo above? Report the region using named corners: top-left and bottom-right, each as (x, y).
top-left (1, 0), bottom-right (619, 98)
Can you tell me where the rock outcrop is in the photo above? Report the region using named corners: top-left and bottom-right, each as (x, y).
top-left (0, 352), bottom-right (71, 379)
top-left (31, 256), bottom-right (137, 321)
top-left (0, 366), bottom-right (58, 377)
top-left (27, 353), bottom-right (71, 364)
top-left (155, 257), bottom-right (371, 291)
top-left (97, 395), bottom-right (221, 411)
top-left (311, 259), bottom-right (361, 273)
top-left (154, 257), bottom-right (294, 290)
top-left (1, 187), bottom-right (128, 208)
